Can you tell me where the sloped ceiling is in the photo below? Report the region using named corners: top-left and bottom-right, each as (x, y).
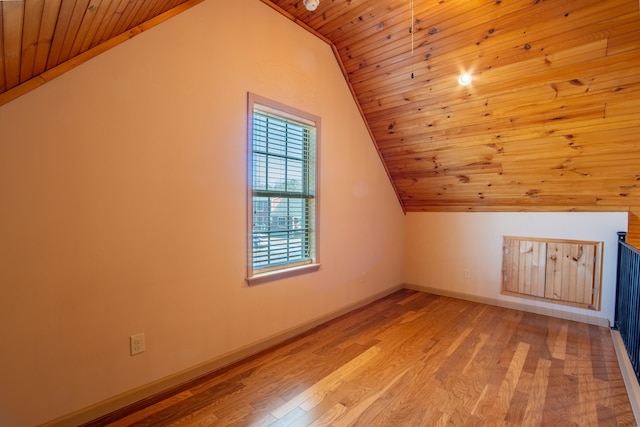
top-left (1, 0), bottom-right (640, 241)
top-left (0, 0), bottom-right (201, 104)
top-left (263, 0), bottom-right (640, 243)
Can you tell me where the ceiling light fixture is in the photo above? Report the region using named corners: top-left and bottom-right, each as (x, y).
top-left (303, 0), bottom-right (320, 11)
top-left (458, 72), bottom-right (472, 86)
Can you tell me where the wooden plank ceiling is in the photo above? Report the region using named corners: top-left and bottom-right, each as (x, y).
top-left (1, 0), bottom-right (640, 242)
top-left (264, 0), bottom-right (640, 244)
top-left (0, 0), bottom-right (200, 104)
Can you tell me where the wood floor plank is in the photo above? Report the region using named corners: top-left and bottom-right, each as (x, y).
top-left (87, 290), bottom-right (635, 427)
top-left (270, 345), bottom-right (380, 419)
top-left (330, 368), bottom-right (408, 426)
top-left (481, 341), bottom-right (530, 424)
top-left (165, 402), bottom-right (219, 427)
top-left (549, 321), bottom-right (569, 360)
top-left (522, 358), bottom-right (552, 426)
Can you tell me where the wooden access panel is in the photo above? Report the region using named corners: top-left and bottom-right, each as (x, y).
top-left (501, 236), bottom-right (603, 310)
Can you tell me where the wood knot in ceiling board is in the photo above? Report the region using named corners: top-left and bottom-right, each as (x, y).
top-left (568, 142), bottom-right (583, 152)
top-left (467, 159), bottom-right (495, 167)
top-left (553, 158), bottom-right (572, 170)
top-left (477, 29), bottom-right (496, 46)
top-left (526, 189), bottom-right (540, 197)
top-left (620, 184), bottom-right (639, 192)
top-left (569, 79), bottom-right (585, 86)
top-left (428, 27), bottom-right (438, 35)
top-left (457, 175), bottom-right (470, 183)
top-left (571, 169), bottom-right (591, 177)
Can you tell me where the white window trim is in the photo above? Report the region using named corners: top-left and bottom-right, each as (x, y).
top-left (246, 93), bottom-right (321, 284)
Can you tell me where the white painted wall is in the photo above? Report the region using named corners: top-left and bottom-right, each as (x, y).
top-left (404, 212), bottom-right (628, 325)
top-left (0, 1), bottom-right (404, 425)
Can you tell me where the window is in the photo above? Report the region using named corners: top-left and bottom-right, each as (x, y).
top-left (247, 94), bottom-right (320, 283)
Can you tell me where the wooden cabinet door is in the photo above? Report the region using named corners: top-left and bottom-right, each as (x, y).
top-left (502, 236), bottom-right (602, 310)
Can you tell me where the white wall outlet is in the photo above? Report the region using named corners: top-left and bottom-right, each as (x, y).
top-left (464, 268), bottom-right (472, 279)
top-left (130, 333), bottom-right (145, 355)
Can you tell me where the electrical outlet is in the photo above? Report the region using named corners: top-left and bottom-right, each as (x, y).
top-left (464, 268), bottom-right (472, 279)
top-left (130, 333), bottom-right (145, 355)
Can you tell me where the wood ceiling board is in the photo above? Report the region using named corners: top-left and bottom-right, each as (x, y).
top-left (75, 0), bottom-right (107, 54)
top-left (32, 0), bottom-right (62, 76)
top-left (19, 0), bottom-right (45, 83)
top-left (0, 6), bottom-right (5, 93)
top-left (2, 1), bottom-right (24, 90)
top-left (45, 0), bottom-right (76, 70)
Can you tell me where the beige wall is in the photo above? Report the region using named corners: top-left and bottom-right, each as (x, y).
top-left (0, 1), bottom-right (404, 425)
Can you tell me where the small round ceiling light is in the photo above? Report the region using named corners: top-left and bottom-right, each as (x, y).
top-left (303, 0), bottom-right (320, 11)
top-left (458, 72), bottom-right (472, 86)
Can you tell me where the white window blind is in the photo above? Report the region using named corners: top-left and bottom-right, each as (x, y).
top-left (249, 97), bottom-right (317, 278)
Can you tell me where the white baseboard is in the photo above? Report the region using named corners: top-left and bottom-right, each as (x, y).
top-left (404, 283), bottom-right (610, 328)
top-left (40, 284), bottom-right (404, 427)
top-left (611, 330), bottom-right (640, 426)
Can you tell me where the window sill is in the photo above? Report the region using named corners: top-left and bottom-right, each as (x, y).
top-left (247, 263), bottom-right (321, 286)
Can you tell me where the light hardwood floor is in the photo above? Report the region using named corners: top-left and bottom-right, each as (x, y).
top-left (86, 289), bottom-right (635, 426)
